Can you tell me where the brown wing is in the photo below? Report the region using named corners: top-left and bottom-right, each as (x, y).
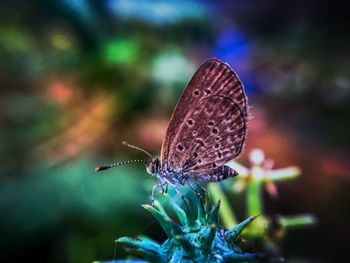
top-left (160, 59), bottom-right (248, 176)
top-left (166, 95), bottom-right (246, 173)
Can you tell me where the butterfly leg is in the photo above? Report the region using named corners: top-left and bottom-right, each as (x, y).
top-left (161, 177), bottom-right (176, 187)
top-left (193, 181), bottom-right (209, 198)
top-left (179, 174), bottom-right (189, 185)
top-left (160, 182), bottom-right (168, 194)
top-left (164, 183), bottom-right (169, 194)
top-left (156, 176), bottom-right (168, 195)
top-left (188, 181), bottom-right (205, 201)
top-left (152, 179), bottom-right (169, 207)
top-left (159, 177), bottom-right (188, 205)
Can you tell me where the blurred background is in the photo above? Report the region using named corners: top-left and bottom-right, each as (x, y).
top-left (0, 0), bottom-right (349, 262)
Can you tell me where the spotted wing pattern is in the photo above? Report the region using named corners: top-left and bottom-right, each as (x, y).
top-left (160, 59), bottom-right (248, 181)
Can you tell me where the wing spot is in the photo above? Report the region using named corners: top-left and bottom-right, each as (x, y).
top-left (204, 89), bottom-right (211, 95)
top-left (215, 136), bottom-right (221, 141)
top-left (187, 119), bottom-right (194, 127)
top-left (211, 128), bottom-right (219, 135)
top-left (212, 163), bottom-right (217, 168)
top-left (195, 138), bottom-right (205, 147)
top-left (197, 159), bottom-right (202, 164)
top-left (217, 151), bottom-right (222, 158)
top-left (192, 130), bottom-right (198, 136)
top-left (193, 152), bottom-right (198, 158)
top-left (193, 90), bottom-right (200, 96)
top-left (214, 143), bottom-right (220, 149)
top-left (208, 120), bottom-right (215, 127)
top-left (176, 143), bottom-right (184, 152)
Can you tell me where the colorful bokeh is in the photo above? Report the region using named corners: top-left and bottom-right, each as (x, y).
top-left (0, 0), bottom-right (349, 262)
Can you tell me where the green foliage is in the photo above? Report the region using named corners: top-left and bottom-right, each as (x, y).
top-left (116, 193), bottom-right (261, 263)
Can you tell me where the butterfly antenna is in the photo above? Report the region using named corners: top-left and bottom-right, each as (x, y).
top-left (95, 159), bottom-right (146, 172)
top-left (122, 141), bottom-right (153, 158)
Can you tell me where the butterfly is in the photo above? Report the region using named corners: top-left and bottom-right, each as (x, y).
top-left (96, 58), bottom-right (248, 204)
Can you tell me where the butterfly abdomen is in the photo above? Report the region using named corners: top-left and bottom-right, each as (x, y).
top-left (194, 165), bottom-right (238, 182)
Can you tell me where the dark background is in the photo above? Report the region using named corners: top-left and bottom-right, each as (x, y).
top-left (0, 1), bottom-right (349, 262)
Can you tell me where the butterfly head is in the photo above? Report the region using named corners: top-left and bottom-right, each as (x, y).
top-left (146, 157), bottom-right (161, 175)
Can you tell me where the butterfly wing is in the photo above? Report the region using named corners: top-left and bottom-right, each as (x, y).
top-left (160, 59), bottom-right (248, 180)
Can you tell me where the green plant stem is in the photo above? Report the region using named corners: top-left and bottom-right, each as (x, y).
top-left (247, 178), bottom-right (262, 217)
top-left (268, 166), bottom-right (300, 182)
top-left (279, 214), bottom-right (317, 229)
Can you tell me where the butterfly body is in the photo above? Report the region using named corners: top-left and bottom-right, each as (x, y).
top-left (147, 159), bottom-right (238, 186)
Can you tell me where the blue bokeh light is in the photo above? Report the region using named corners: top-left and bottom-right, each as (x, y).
top-left (214, 29), bottom-right (256, 96)
top-left (106, 0), bottom-right (208, 25)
